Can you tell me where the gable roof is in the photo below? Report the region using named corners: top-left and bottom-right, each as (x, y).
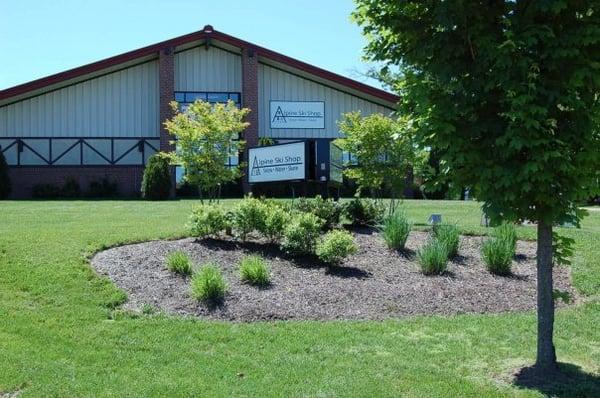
top-left (0, 25), bottom-right (399, 106)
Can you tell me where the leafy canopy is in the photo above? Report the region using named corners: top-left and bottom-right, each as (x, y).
top-left (335, 112), bottom-right (425, 198)
top-left (164, 100), bottom-right (250, 199)
top-left (353, 1), bottom-right (600, 225)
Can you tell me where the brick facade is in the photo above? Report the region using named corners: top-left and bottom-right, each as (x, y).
top-left (8, 166), bottom-right (145, 198)
top-left (159, 47), bottom-right (175, 152)
top-left (241, 46), bottom-right (259, 193)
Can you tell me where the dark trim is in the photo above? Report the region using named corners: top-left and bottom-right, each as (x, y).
top-left (0, 27), bottom-right (398, 105)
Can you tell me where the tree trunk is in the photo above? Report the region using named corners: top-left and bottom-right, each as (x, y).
top-left (535, 221), bottom-right (558, 372)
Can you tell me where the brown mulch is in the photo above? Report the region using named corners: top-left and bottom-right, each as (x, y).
top-left (91, 229), bottom-right (575, 321)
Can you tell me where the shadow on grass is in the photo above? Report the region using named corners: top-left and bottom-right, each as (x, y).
top-left (513, 363), bottom-right (600, 398)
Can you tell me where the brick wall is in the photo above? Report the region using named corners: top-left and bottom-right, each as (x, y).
top-left (8, 166), bottom-right (145, 198)
top-left (241, 46), bottom-right (259, 193)
top-left (159, 47), bottom-right (175, 152)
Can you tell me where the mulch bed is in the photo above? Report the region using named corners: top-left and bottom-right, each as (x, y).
top-left (91, 229), bottom-right (575, 321)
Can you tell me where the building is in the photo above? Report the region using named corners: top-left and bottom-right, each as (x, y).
top-left (0, 25), bottom-right (398, 198)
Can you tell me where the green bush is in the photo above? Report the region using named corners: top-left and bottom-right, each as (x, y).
top-left (87, 177), bottom-right (118, 198)
top-left (281, 212), bottom-right (323, 255)
top-left (316, 230), bottom-right (358, 265)
top-left (233, 196), bottom-right (267, 240)
top-left (141, 152), bottom-right (172, 200)
top-left (165, 250), bottom-right (192, 275)
top-left (481, 238), bottom-right (513, 275)
top-left (188, 204), bottom-right (226, 238)
top-left (292, 195), bottom-right (342, 230)
top-left (492, 223), bottom-right (517, 254)
top-left (262, 204), bottom-right (290, 242)
top-left (239, 255), bottom-right (270, 286)
top-left (61, 177), bottom-right (81, 198)
top-left (418, 239), bottom-right (449, 275)
top-left (190, 263), bottom-right (228, 302)
top-left (382, 210), bottom-right (411, 250)
top-left (433, 224), bottom-right (460, 258)
top-left (32, 183), bottom-right (62, 199)
top-left (0, 151), bottom-right (11, 199)
top-left (343, 197), bottom-right (386, 226)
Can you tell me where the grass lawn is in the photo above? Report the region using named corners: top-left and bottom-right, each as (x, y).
top-left (0, 199), bottom-right (599, 397)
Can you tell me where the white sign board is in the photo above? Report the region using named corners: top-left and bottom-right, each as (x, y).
top-left (249, 142), bottom-right (306, 183)
top-left (270, 101), bottom-right (325, 129)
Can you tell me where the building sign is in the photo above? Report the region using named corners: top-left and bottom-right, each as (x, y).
top-left (248, 141), bottom-right (306, 183)
top-left (270, 101), bottom-right (325, 129)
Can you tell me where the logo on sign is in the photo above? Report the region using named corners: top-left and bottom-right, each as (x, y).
top-left (271, 106), bottom-right (287, 123)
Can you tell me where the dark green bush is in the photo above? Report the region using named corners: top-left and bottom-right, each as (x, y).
top-left (32, 183), bottom-right (62, 199)
top-left (233, 196), bottom-right (268, 240)
top-left (165, 250), bottom-right (193, 275)
top-left (382, 210), bottom-right (411, 250)
top-left (316, 230), bottom-right (358, 265)
top-left (188, 204), bottom-right (226, 238)
top-left (141, 152), bottom-right (172, 200)
top-left (292, 195), bottom-right (342, 230)
top-left (418, 239), bottom-right (449, 275)
top-left (433, 224), bottom-right (460, 258)
top-left (87, 177), bottom-right (118, 198)
top-left (239, 255), bottom-right (270, 286)
top-left (190, 263), bottom-right (228, 302)
top-left (343, 197), bottom-right (386, 226)
top-left (0, 151), bottom-right (10, 199)
top-left (61, 177), bottom-right (81, 198)
top-left (481, 238), bottom-right (513, 275)
top-left (281, 212), bottom-right (323, 255)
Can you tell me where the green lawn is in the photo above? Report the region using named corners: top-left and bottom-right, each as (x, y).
top-left (0, 200), bottom-right (599, 397)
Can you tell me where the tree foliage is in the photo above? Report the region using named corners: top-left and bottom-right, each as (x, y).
top-left (141, 152), bottom-right (172, 200)
top-left (353, 0), bottom-right (600, 373)
top-left (335, 112), bottom-right (425, 199)
top-left (164, 100), bottom-right (250, 201)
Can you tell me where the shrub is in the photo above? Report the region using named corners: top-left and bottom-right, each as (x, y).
top-left (87, 177), bottom-right (118, 198)
top-left (239, 255), bottom-right (270, 286)
top-left (190, 263), bottom-right (228, 302)
top-left (433, 224), bottom-right (460, 258)
top-left (141, 152), bottom-right (172, 200)
top-left (292, 195), bottom-right (342, 230)
top-left (382, 211), bottom-right (411, 250)
top-left (418, 239), bottom-right (449, 275)
top-left (481, 238), bottom-right (513, 275)
top-left (61, 177), bottom-right (81, 198)
top-left (188, 204), bottom-right (226, 238)
top-left (32, 183), bottom-right (61, 199)
top-left (316, 230), bottom-right (358, 265)
top-left (0, 151), bottom-right (11, 199)
top-left (165, 250), bottom-right (193, 275)
top-left (281, 212), bottom-right (323, 255)
top-left (233, 196), bottom-right (267, 240)
top-left (492, 223), bottom-right (517, 254)
top-left (343, 197), bottom-right (386, 226)
top-left (262, 204), bottom-right (290, 242)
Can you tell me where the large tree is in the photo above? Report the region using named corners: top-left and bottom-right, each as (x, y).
top-left (353, 0), bottom-right (600, 374)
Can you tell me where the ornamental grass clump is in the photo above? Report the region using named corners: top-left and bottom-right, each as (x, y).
top-left (316, 230), bottom-right (358, 265)
top-left (492, 222), bottom-right (517, 255)
top-left (417, 239), bottom-right (449, 275)
top-left (165, 250), bottom-right (193, 275)
top-left (382, 210), bottom-right (411, 250)
top-left (433, 224), bottom-right (460, 258)
top-left (239, 255), bottom-right (270, 286)
top-left (190, 263), bottom-right (228, 302)
top-left (481, 238), bottom-right (514, 276)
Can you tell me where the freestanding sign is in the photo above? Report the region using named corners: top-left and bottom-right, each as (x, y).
top-left (270, 101), bottom-right (325, 129)
top-left (248, 141), bottom-right (307, 183)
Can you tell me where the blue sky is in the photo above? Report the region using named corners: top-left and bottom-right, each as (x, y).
top-left (0, 0), bottom-right (384, 91)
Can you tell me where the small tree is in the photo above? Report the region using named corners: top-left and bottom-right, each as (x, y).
top-left (335, 112), bottom-right (425, 211)
top-left (164, 100), bottom-right (250, 201)
top-left (354, 0), bottom-right (600, 375)
top-left (141, 152), bottom-right (172, 200)
top-left (0, 151), bottom-right (11, 199)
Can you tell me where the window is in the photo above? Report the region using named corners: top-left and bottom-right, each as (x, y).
top-left (173, 91), bottom-right (243, 182)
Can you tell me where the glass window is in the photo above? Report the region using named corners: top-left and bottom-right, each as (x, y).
top-left (174, 92), bottom-right (185, 102)
top-left (185, 92), bottom-right (206, 102)
top-left (207, 93), bottom-right (229, 103)
top-left (228, 93), bottom-right (240, 103)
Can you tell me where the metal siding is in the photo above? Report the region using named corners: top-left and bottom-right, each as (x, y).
top-left (258, 64), bottom-right (394, 139)
top-left (175, 46), bottom-right (242, 92)
top-left (0, 61), bottom-right (159, 138)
